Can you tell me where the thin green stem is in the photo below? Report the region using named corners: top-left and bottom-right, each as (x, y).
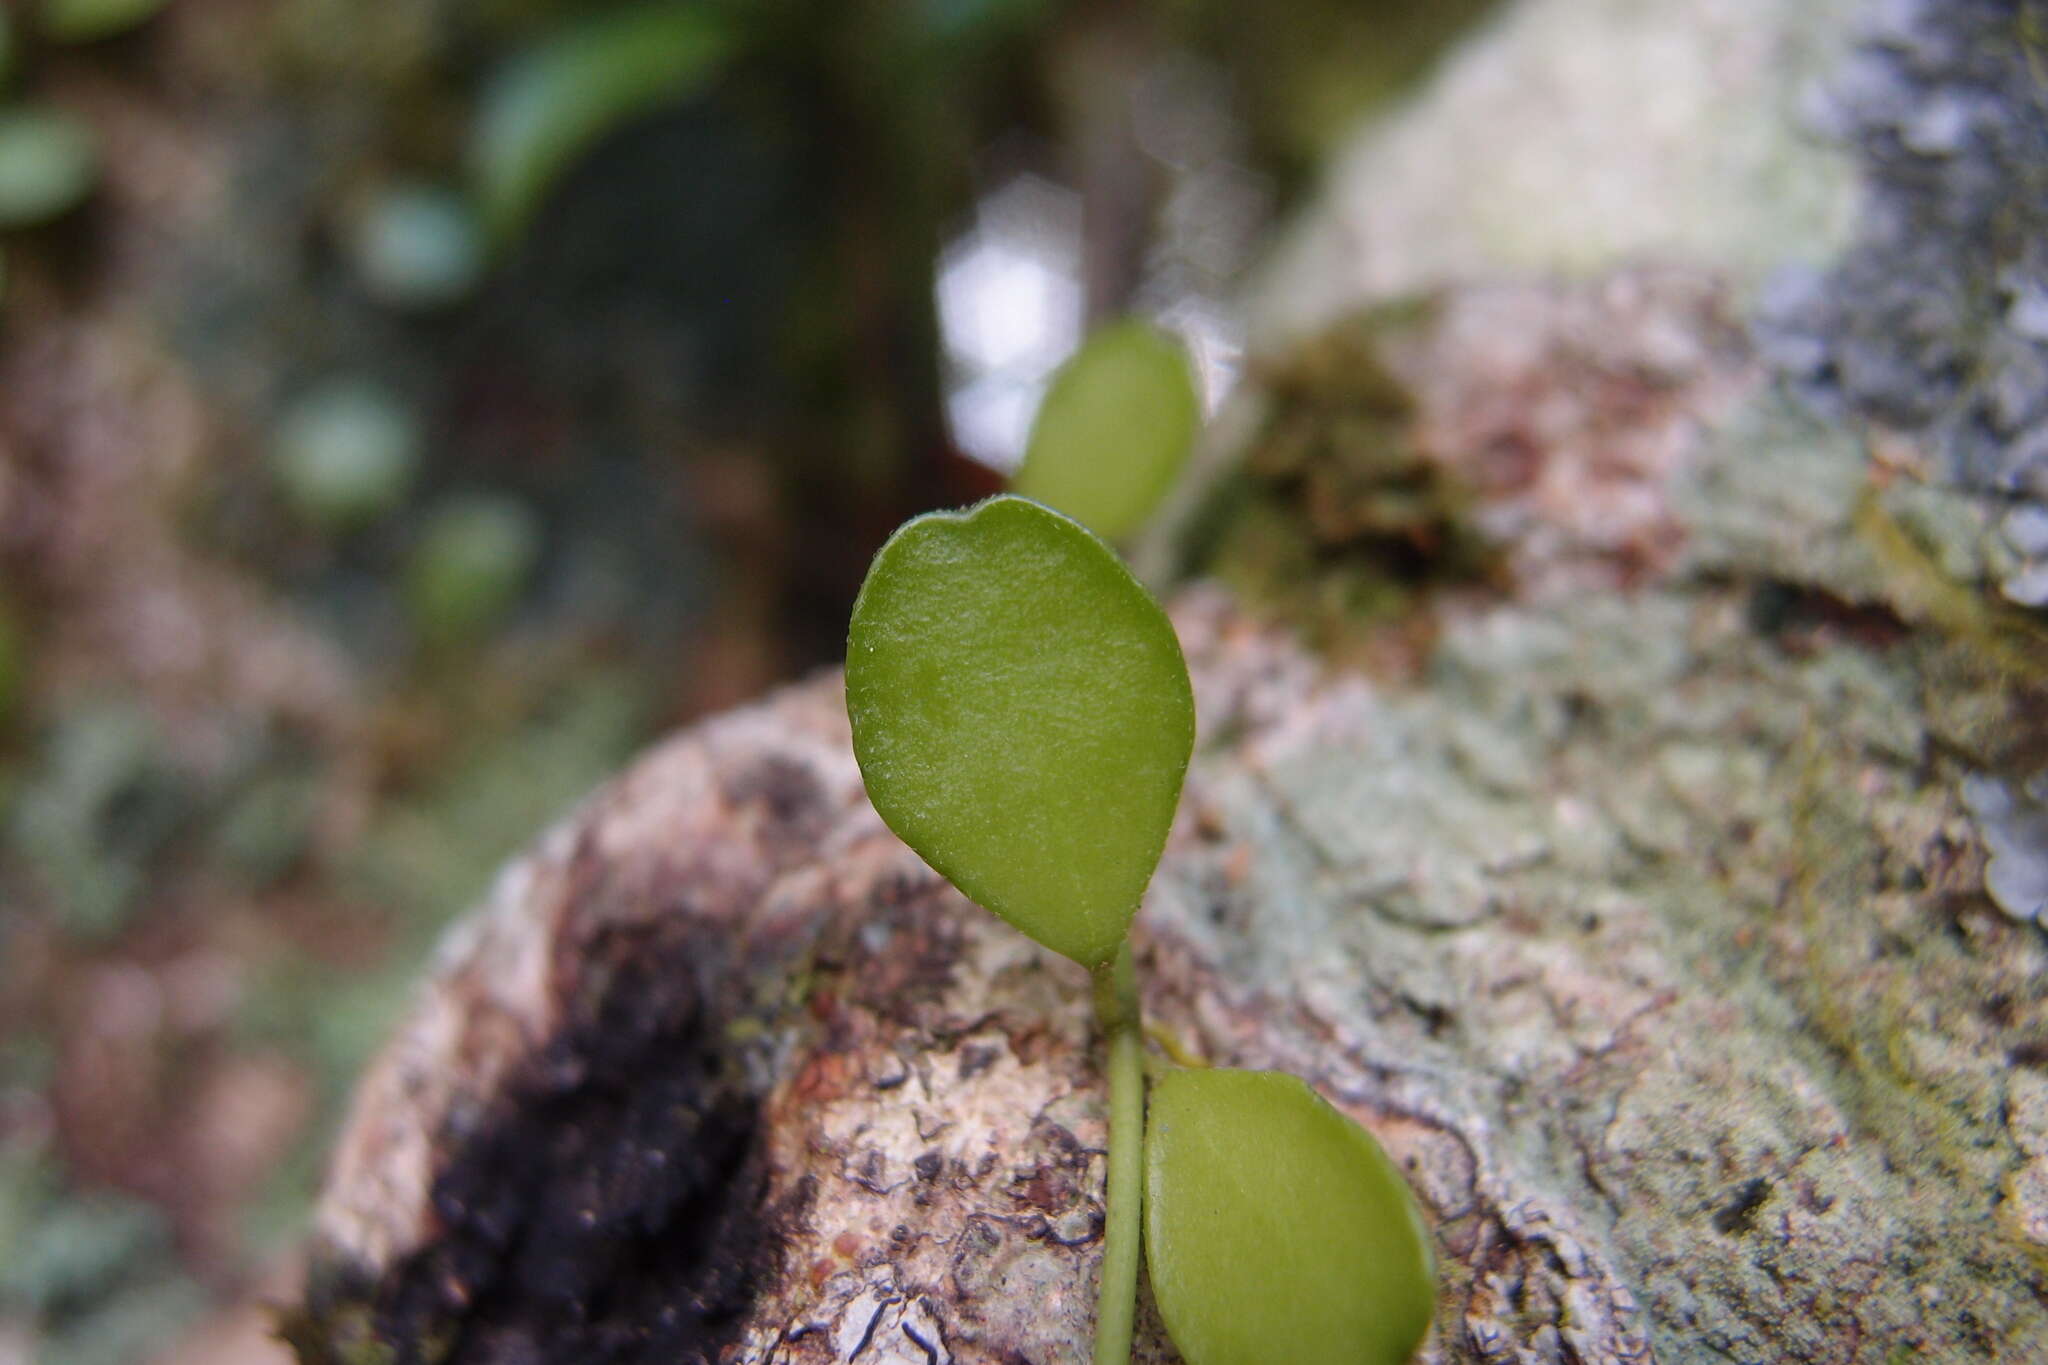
top-left (1144, 1019), bottom-right (1208, 1070)
top-left (1091, 941), bottom-right (1144, 1365)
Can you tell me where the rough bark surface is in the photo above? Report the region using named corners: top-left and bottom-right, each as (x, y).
top-left (296, 442), bottom-right (2048, 1365)
top-left (297, 1), bottom-right (2048, 1362)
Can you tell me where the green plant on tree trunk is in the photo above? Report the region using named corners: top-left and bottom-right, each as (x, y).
top-left (845, 493), bottom-right (1435, 1365)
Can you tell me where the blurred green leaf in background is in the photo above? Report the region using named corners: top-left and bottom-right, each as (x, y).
top-left (39, 0), bottom-right (171, 45)
top-left (471, 1), bottom-right (737, 241)
top-left (0, 107), bottom-right (97, 228)
top-left (270, 379), bottom-right (423, 533)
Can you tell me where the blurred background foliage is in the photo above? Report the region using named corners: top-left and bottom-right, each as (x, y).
top-left (0, 0), bottom-right (1497, 1359)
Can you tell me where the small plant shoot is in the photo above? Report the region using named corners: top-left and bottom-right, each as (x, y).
top-left (846, 492), bottom-right (1435, 1364)
top-left (1012, 320), bottom-right (1200, 541)
top-left (1146, 1069), bottom-right (1436, 1365)
top-left (845, 495), bottom-right (1194, 969)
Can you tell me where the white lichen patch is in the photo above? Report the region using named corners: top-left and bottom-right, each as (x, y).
top-left (1253, 0), bottom-right (1862, 337)
top-left (1962, 772), bottom-right (2048, 926)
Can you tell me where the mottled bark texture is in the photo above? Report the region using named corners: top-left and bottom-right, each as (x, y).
top-left (292, 389), bottom-right (2048, 1363)
top-left (297, 1), bottom-right (2048, 1361)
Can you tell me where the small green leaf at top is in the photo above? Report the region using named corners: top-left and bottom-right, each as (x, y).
top-left (1145, 1068), bottom-right (1436, 1365)
top-left (845, 495), bottom-right (1194, 969)
top-left (1011, 319), bottom-right (1200, 542)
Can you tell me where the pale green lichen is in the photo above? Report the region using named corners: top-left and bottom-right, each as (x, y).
top-left (1962, 774), bottom-right (2048, 926)
top-left (1252, 0), bottom-right (1863, 338)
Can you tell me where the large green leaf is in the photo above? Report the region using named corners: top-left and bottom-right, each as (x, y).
top-left (1146, 1068), bottom-right (1436, 1365)
top-left (470, 2), bottom-right (733, 241)
top-left (1011, 320), bottom-right (1200, 541)
top-left (845, 495), bottom-right (1193, 968)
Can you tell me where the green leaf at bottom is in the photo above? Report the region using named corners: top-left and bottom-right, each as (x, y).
top-left (1145, 1068), bottom-right (1436, 1365)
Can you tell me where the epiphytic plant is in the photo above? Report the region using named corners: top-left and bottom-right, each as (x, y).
top-left (845, 493), bottom-right (1435, 1365)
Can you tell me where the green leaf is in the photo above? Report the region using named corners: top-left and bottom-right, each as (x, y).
top-left (404, 494), bottom-right (541, 646)
top-left (270, 379), bottom-right (421, 531)
top-left (1011, 320), bottom-right (1200, 541)
top-left (845, 495), bottom-right (1193, 968)
top-left (39, 0), bottom-right (169, 44)
top-left (470, 2), bottom-right (734, 241)
top-left (0, 107), bottom-right (98, 229)
top-left (1145, 1068), bottom-right (1436, 1365)
top-left (349, 184), bottom-right (485, 312)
